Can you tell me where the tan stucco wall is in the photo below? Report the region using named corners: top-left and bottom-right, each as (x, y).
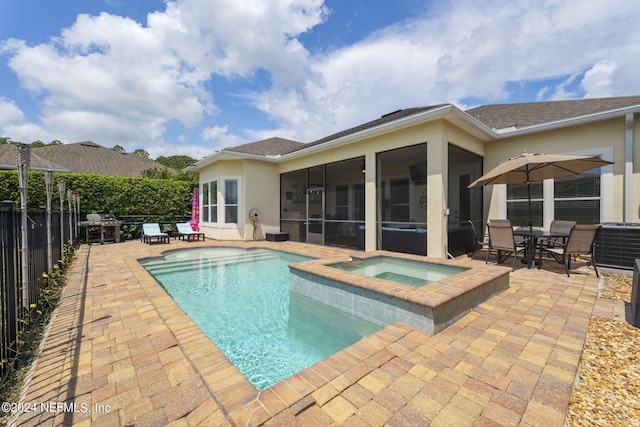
top-left (482, 116), bottom-right (629, 226)
top-left (243, 160), bottom-right (281, 239)
top-left (195, 111), bottom-right (638, 258)
top-left (632, 114), bottom-right (640, 222)
top-left (198, 159), bottom-right (280, 240)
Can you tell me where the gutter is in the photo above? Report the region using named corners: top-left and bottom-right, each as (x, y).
top-left (278, 104), bottom-right (495, 162)
top-left (0, 164), bottom-right (69, 172)
top-left (185, 102), bottom-right (640, 173)
top-left (184, 150), bottom-right (280, 173)
top-left (493, 104), bottom-right (640, 138)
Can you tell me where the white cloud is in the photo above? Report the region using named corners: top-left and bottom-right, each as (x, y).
top-left (1, 0), bottom-right (327, 149)
top-left (201, 124), bottom-right (228, 140)
top-left (199, 124), bottom-right (244, 150)
top-left (0, 98), bottom-right (26, 126)
top-left (252, 0), bottom-right (640, 141)
top-left (1, 0), bottom-right (639, 152)
top-left (581, 60), bottom-right (619, 98)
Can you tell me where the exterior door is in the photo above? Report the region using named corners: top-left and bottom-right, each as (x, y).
top-left (449, 169), bottom-right (476, 223)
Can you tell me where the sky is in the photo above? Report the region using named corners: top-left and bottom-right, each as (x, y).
top-left (0, 0), bottom-right (639, 160)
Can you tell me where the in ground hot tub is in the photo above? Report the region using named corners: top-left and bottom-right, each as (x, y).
top-left (289, 253), bottom-right (510, 334)
top-left (330, 256), bottom-right (467, 287)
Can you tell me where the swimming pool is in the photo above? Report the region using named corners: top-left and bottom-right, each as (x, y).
top-left (330, 256), bottom-right (467, 287)
top-left (140, 247), bottom-right (381, 391)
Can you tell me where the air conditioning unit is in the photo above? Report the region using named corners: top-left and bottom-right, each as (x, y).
top-left (594, 223), bottom-right (640, 270)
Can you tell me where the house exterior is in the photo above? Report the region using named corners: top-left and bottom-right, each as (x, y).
top-left (187, 96), bottom-right (640, 260)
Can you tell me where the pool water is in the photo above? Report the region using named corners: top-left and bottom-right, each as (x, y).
top-left (140, 247), bottom-right (381, 391)
top-left (331, 256), bottom-right (468, 287)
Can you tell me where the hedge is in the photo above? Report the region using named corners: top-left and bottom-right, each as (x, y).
top-left (0, 170), bottom-right (195, 219)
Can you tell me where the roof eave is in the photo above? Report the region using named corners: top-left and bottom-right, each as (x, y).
top-left (0, 165), bottom-right (70, 172)
top-left (280, 105), bottom-right (496, 162)
top-left (184, 150), bottom-right (279, 172)
top-left (494, 103), bottom-right (640, 138)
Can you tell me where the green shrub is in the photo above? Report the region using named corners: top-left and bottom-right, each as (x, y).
top-left (0, 171), bottom-right (195, 217)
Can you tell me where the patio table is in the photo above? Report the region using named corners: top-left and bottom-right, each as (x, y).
top-left (513, 228), bottom-right (569, 269)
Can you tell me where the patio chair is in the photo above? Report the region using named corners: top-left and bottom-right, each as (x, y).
top-left (538, 224), bottom-right (601, 277)
top-left (539, 220), bottom-right (576, 249)
top-left (486, 222), bottom-right (526, 270)
top-left (142, 223), bottom-right (170, 244)
top-left (490, 219), bottom-right (512, 224)
top-left (468, 220), bottom-right (489, 259)
top-left (177, 222), bottom-right (205, 241)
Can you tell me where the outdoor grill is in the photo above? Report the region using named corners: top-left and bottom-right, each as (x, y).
top-left (78, 213), bottom-right (121, 244)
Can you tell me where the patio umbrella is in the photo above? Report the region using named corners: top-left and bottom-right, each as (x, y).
top-left (468, 151), bottom-right (614, 230)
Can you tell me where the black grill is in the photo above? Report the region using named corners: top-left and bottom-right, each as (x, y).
top-left (78, 214), bottom-right (122, 244)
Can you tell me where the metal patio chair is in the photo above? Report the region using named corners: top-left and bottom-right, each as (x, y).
top-left (539, 220), bottom-right (576, 251)
top-left (486, 222), bottom-right (526, 270)
top-left (468, 220), bottom-right (489, 259)
top-left (538, 224), bottom-right (601, 277)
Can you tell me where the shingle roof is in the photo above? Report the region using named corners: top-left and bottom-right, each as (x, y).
top-left (225, 137), bottom-right (305, 156)
top-left (304, 105), bottom-right (448, 148)
top-left (465, 96), bottom-right (640, 130)
top-left (0, 144), bottom-right (68, 171)
top-left (30, 141), bottom-right (175, 177)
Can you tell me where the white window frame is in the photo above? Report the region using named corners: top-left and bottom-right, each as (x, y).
top-left (201, 179), bottom-right (218, 225)
top-left (222, 177), bottom-right (240, 228)
top-left (498, 147), bottom-right (613, 227)
top-left (201, 176), bottom-right (242, 228)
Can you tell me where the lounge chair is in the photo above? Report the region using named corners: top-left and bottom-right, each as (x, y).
top-left (142, 223), bottom-right (170, 244)
top-left (177, 223), bottom-right (205, 241)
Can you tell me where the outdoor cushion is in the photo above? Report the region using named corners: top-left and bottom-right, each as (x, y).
top-left (177, 223), bottom-right (205, 241)
top-left (142, 223), bottom-right (169, 244)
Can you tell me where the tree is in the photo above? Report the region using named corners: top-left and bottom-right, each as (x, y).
top-left (133, 149), bottom-right (150, 158)
top-left (155, 155), bottom-right (197, 171)
top-left (112, 145), bottom-right (125, 153)
top-left (142, 167), bottom-right (173, 179)
top-left (0, 137), bottom-right (12, 145)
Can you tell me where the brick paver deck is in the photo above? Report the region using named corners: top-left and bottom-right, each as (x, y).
top-left (11, 239), bottom-right (603, 426)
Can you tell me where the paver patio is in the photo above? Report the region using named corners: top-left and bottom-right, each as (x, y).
top-left (11, 239), bottom-right (604, 426)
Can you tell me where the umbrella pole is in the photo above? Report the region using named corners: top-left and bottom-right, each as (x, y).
top-left (527, 179), bottom-right (533, 231)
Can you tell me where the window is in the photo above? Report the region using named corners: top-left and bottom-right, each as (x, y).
top-left (504, 167), bottom-right (603, 226)
top-left (201, 179), bottom-right (218, 223)
top-left (201, 177), bottom-right (239, 226)
top-left (224, 179), bottom-right (238, 224)
top-left (506, 181), bottom-right (543, 227)
top-left (554, 168), bottom-right (601, 224)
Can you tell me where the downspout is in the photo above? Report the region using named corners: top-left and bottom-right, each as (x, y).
top-left (625, 113), bottom-right (634, 222)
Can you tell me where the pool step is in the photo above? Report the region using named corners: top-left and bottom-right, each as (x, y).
top-left (143, 251), bottom-right (276, 274)
top-left (141, 250), bottom-right (269, 269)
top-left (143, 251), bottom-right (279, 275)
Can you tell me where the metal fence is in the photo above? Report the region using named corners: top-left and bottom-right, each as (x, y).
top-left (1, 201), bottom-right (74, 382)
